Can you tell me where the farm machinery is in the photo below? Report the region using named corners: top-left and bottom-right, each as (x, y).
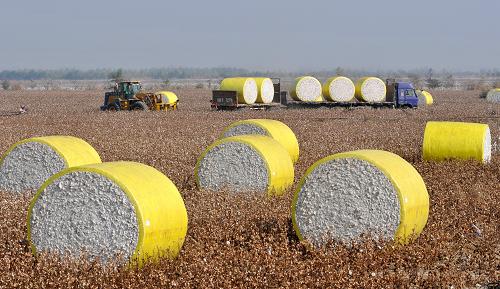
top-left (101, 81), bottom-right (178, 111)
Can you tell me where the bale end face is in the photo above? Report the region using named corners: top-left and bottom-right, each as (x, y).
top-left (254, 78), bottom-right (275, 104)
top-left (323, 76), bottom-right (355, 102)
top-left (29, 171), bottom-right (139, 263)
top-left (291, 76), bottom-right (322, 102)
top-left (355, 77), bottom-right (386, 102)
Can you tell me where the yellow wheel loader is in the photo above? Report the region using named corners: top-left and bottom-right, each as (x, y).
top-left (101, 81), bottom-right (178, 111)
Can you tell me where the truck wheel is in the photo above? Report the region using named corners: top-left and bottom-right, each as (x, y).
top-left (108, 103), bottom-right (121, 111)
top-left (131, 101), bottom-right (148, 111)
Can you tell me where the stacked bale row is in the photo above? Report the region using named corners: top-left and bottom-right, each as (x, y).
top-left (0, 136), bottom-right (188, 265)
top-left (219, 77), bottom-right (274, 104)
top-left (195, 119), bottom-right (298, 195)
top-left (290, 76), bottom-right (387, 103)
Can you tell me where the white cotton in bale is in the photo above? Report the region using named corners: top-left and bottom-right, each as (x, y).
top-left (355, 77), bottom-right (387, 102)
top-left (0, 136), bottom-right (101, 194)
top-left (290, 76), bottom-right (322, 102)
top-left (292, 150), bottom-right (429, 247)
top-left (27, 162), bottom-right (188, 265)
top-left (219, 77), bottom-right (258, 104)
top-left (322, 76), bottom-right (355, 102)
top-left (254, 77), bottom-right (275, 104)
top-left (195, 135), bottom-right (294, 196)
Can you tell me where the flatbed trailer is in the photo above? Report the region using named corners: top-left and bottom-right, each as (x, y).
top-left (211, 78), bottom-right (419, 110)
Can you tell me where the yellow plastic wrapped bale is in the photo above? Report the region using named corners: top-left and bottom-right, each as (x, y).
top-left (292, 150), bottom-right (429, 246)
top-left (421, 91), bottom-right (433, 105)
top-left (486, 88), bottom-right (500, 103)
top-left (423, 121), bottom-right (491, 163)
top-left (27, 161), bottom-right (188, 265)
top-left (322, 76), bottom-right (355, 102)
top-left (0, 136), bottom-right (102, 194)
top-left (157, 91), bottom-right (179, 105)
top-left (355, 77), bottom-right (387, 102)
top-left (195, 135), bottom-right (294, 196)
top-left (290, 76), bottom-right (322, 102)
top-left (220, 77), bottom-right (258, 104)
top-left (221, 119), bottom-right (300, 163)
top-left (253, 77), bottom-right (275, 104)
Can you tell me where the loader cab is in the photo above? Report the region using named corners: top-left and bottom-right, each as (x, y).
top-left (116, 81), bottom-right (142, 99)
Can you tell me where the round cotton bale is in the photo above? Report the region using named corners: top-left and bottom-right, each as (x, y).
top-left (486, 88), bottom-right (500, 103)
top-left (355, 77), bottom-right (387, 102)
top-left (292, 150), bottom-right (429, 246)
top-left (220, 77), bottom-right (258, 104)
top-left (27, 161), bottom-right (188, 265)
top-left (322, 76), bottom-right (355, 102)
top-left (221, 119), bottom-right (300, 163)
top-left (195, 135), bottom-right (294, 196)
top-left (157, 91), bottom-right (179, 105)
top-left (423, 121), bottom-right (491, 163)
top-left (290, 76), bottom-right (322, 102)
top-left (253, 77), bottom-right (275, 104)
top-left (0, 136), bottom-right (101, 194)
top-left (421, 90), bottom-right (433, 105)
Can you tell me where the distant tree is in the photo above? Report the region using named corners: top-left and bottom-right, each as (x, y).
top-left (408, 73), bottom-right (423, 88)
top-left (426, 78), bottom-right (441, 89)
top-left (195, 83), bottom-right (204, 89)
top-left (108, 69), bottom-right (124, 82)
top-left (163, 79), bottom-right (170, 88)
top-left (1, 80), bottom-right (10, 90)
top-left (335, 67), bottom-right (345, 76)
top-left (443, 73), bottom-right (455, 89)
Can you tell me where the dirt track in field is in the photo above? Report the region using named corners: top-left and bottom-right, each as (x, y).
top-left (0, 89), bottom-right (498, 288)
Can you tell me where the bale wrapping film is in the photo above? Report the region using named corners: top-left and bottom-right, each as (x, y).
top-left (221, 119), bottom-right (300, 163)
top-left (322, 76), bottom-right (355, 102)
top-left (423, 121), bottom-right (491, 163)
top-left (486, 88), bottom-right (500, 103)
top-left (220, 77), bottom-right (258, 104)
top-left (27, 161), bottom-right (188, 265)
top-left (253, 77), bottom-right (274, 104)
top-left (292, 150), bottom-right (429, 246)
top-left (195, 135), bottom-right (294, 196)
top-left (157, 91), bottom-right (179, 104)
top-left (290, 76), bottom-right (322, 102)
top-left (421, 90), bottom-right (433, 105)
top-left (0, 136), bottom-right (101, 194)
top-left (355, 77), bottom-right (387, 102)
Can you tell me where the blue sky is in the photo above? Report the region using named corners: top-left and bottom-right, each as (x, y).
top-left (1, 0), bottom-right (499, 71)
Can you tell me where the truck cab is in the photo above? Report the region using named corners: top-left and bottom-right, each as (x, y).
top-left (386, 79), bottom-right (418, 108)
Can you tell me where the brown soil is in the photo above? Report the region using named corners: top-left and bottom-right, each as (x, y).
top-left (0, 89), bottom-right (498, 288)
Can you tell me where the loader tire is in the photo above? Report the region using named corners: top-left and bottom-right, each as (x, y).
top-left (108, 103), bottom-right (121, 111)
top-left (132, 101), bottom-right (148, 111)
